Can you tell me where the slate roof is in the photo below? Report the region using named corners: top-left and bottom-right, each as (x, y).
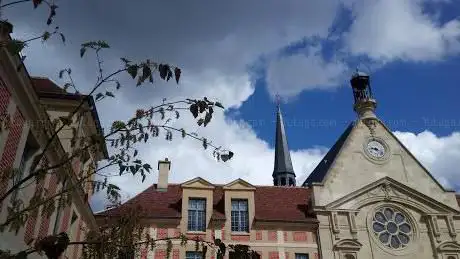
top-left (95, 184), bottom-right (316, 223)
top-left (273, 107), bottom-right (295, 177)
top-left (302, 122), bottom-right (355, 186)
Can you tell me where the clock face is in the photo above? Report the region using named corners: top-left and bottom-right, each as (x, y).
top-left (367, 140), bottom-right (386, 158)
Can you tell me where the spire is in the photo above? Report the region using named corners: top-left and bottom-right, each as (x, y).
top-left (273, 97), bottom-right (296, 186)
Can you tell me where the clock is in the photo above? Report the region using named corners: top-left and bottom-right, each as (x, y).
top-left (366, 140), bottom-right (386, 159)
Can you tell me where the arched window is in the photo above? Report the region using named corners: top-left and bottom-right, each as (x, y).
top-left (344, 254), bottom-right (355, 259)
top-left (447, 256), bottom-right (456, 259)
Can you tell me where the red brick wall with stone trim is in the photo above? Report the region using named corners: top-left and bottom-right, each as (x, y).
top-left (59, 159), bottom-right (81, 233)
top-left (37, 173), bottom-right (58, 239)
top-left (71, 219), bottom-right (83, 259)
top-left (0, 109), bottom-right (25, 211)
top-left (0, 81), bottom-right (11, 115)
top-left (140, 247), bottom-right (148, 259)
top-left (155, 249), bottom-right (166, 259)
top-left (23, 174), bottom-right (46, 244)
top-left (293, 231), bottom-right (308, 242)
top-left (269, 251), bottom-right (279, 259)
top-left (268, 231), bottom-right (277, 241)
top-left (256, 230), bottom-right (262, 240)
top-left (231, 234), bottom-right (250, 242)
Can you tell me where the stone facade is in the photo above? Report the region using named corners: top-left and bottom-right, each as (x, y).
top-left (0, 21), bottom-right (106, 258)
top-left (310, 119), bottom-right (460, 259)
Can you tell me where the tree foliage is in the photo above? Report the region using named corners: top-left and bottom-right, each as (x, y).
top-left (0, 1), bottom-right (238, 258)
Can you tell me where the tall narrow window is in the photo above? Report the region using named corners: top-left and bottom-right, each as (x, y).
top-left (188, 198), bottom-right (206, 232)
top-left (295, 254), bottom-right (309, 259)
top-left (11, 142), bottom-right (36, 202)
top-left (53, 178), bottom-right (68, 234)
top-left (185, 252), bottom-right (202, 259)
top-left (231, 199), bottom-right (249, 232)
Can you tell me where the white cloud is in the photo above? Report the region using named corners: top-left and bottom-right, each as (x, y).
top-left (394, 130), bottom-right (460, 189)
top-left (266, 48), bottom-right (349, 99)
top-left (344, 0), bottom-right (460, 62)
top-left (7, 0), bottom-right (460, 212)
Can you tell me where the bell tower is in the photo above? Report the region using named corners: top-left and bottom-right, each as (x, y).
top-left (350, 71), bottom-right (377, 119)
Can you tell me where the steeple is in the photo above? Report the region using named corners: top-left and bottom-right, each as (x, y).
top-left (273, 100), bottom-right (296, 187)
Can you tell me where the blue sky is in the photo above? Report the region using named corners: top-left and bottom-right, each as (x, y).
top-left (8, 0), bottom-right (460, 209)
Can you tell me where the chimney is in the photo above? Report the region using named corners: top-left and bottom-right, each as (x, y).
top-left (157, 158), bottom-right (171, 192)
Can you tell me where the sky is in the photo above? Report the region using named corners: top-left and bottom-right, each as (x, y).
top-left (3, 0), bottom-right (460, 211)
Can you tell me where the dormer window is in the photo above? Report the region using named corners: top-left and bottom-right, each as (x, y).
top-left (188, 198), bottom-right (206, 232)
top-left (231, 199), bottom-right (249, 232)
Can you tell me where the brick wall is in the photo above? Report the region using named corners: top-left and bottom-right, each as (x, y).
top-left (71, 219), bottom-right (83, 259)
top-left (269, 251), bottom-right (279, 259)
top-left (268, 231), bottom-right (277, 241)
top-left (0, 109), bottom-right (25, 211)
top-left (23, 176), bottom-right (45, 244)
top-left (0, 81), bottom-right (11, 114)
top-left (37, 173), bottom-right (58, 239)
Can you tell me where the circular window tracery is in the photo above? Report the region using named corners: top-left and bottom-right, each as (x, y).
top-left (372, 207), bottom-right (413, 249)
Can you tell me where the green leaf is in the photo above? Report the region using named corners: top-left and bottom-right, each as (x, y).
top-left (174, 67), bottom-right (181, 84)
top-left (143, 164), bottom-right (151, 172)
top-left (134, 150), bottom-right (138, 157)
top-left (59, 69), bottom-right (65, 79)
top-left (158, 64), bottom-right (168, 80)
top-left (60, 33), bottom-right (66, 44)
top-left (202, 138), bottom-right (208, 149)
top-left (215, 102), bottom-right (224, 109)
top-left (116, 81), bottom-right (121, 90)
top-left (80, 47), bottom-right (86, 58)
top-left (121, 58), bottom-right (131, 64)
top-left (105, 91), bottom-right (115, 98)
top-left (181, 128), bottom-right (186, 138)
top-left (97, 40), bottom-right (110, 48)
top-left (42, 31), bottom-right (51, 41)
top-left (189, 104), bottom-right (198, 118)
top-left (203, 112), bottom-right (212, 127)
top-left (197, 118), bottom-right (204, 126)
top-left (127, 65), bottom-right (138, 79)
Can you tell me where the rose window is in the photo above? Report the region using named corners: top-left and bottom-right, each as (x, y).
top-left (372, 207), bottom-right (412, 249)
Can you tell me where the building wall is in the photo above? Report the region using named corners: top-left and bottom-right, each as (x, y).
top-left (134, 227), bottom-right (318, 259)
top-left (0, 23), bottom-right (99, 258)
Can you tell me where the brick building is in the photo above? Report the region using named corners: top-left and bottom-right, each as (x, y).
top-left (0, 21), bottom-right (107, 258)
top-left (96, 72), bottom-right (460, 259)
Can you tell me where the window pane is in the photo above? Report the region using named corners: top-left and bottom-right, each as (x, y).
top-left (295, 254), bottom-right (309, 259)
top-left (186, 251), bottom-right (202, 259)
top-left (188, 198), bottom-right (206, 231)
top-left (231, 199), bottom-right (249, 232)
